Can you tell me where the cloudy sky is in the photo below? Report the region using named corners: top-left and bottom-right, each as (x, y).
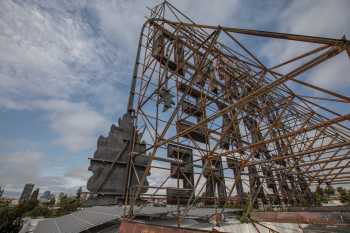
top-left (0, 0), bottom-right (349, 197)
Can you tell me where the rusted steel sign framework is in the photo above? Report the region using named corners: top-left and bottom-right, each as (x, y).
top-left (122, 1), bottom-right (350, 229)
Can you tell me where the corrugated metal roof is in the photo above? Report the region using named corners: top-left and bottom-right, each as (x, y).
top-left (34, 206), bottom-right (124, 233)
top-left (134, 206), bottom-right (177, 216)
top-left (33, 206), bottom-right (240, 233)
top-left (184, 207), bottom-right (241, 218)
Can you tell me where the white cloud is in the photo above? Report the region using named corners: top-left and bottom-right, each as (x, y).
top-left (0, 0), bottom-right (130, 113)
top-left (308, 53), bottom-right (350, 92)
top-left (92, 0), bottom-right (239, 51)
top-left (279, 1), bottom-right (350, 37)
top-left (0, 97), bottom-right (109, 152)
top-left (0, 151), bottom-right (43, 187)
top-left (33, 99), bottom-right (108, 152)
top-left (261, 0), bottom-right (350, 63)
top-left (92, 0), bottom-right (151, 55)
top-left (258, 0), bottom-right (350, 100)
top-left (171, 0), bottom-right (239, 26)
top-left (11, 99), bottom-right (109, 152)
top-left (0, 1), bottom-right (96, 99)
top-left (65, 166), bottom-right (90, 181)
top-left (0, 150), bottom-right (89, 197)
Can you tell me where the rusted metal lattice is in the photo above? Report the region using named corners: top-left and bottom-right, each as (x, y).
top-left (118, 1), bottom-right (350, 230)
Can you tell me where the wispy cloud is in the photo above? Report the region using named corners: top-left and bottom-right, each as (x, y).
top-left (260, 0), bottom-right (350, 92)
top-left (34, 99), bottom-right (109, 152)
top-left (0, 150), bottom-right (89, 196)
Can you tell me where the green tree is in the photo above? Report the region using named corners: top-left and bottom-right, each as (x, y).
top-left (0, 204), bottom-right (22, 233)
top-left (314, 187), bottom-right (328, 206)
top-left (54, 196), bottom-right (81, 216)
top-left (25, 206), bottom-right (52, 218)
top-left (58, 192), bottom-right (66, 203)
top-left (336, 187), bottom-right (350, 204)
top-left (337, 187), bottom-right (345, 194)
top-left (49, 195), bottom-right (56, 206)
top-left (76, 187), bottom-right (82, 200)
top-left (0, 200), bottom-right (39, 233)
top-left (324, 185), bottom-right (335, 196)
top-left (316, 186), bottom-right (324, 196)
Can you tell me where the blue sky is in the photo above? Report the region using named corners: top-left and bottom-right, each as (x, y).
top-left (0, 0), bottom-right (349, 197)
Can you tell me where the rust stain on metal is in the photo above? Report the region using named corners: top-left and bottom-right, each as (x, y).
top-left (251, 211), bottom-right (349, 225)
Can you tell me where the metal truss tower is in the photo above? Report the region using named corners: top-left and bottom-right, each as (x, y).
top-left (99, 1), bottom-right (350, 227)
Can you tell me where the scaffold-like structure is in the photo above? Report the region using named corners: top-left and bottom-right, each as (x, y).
top-left (89, 1), bottom-right (350, 229)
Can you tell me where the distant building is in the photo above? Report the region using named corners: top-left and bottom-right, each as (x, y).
top-left (19, 183), bottom-right (34, 204)
top-left (30, 188), bottom-right (40, 202)
top-left (80, 191), bottom-right (90, 201)
top-left (40, 190), bottom-right (51, 200)
top-left (0, 185), bottom-right (4, 198)
top-left (10, 199), bottom-right (19, 206)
